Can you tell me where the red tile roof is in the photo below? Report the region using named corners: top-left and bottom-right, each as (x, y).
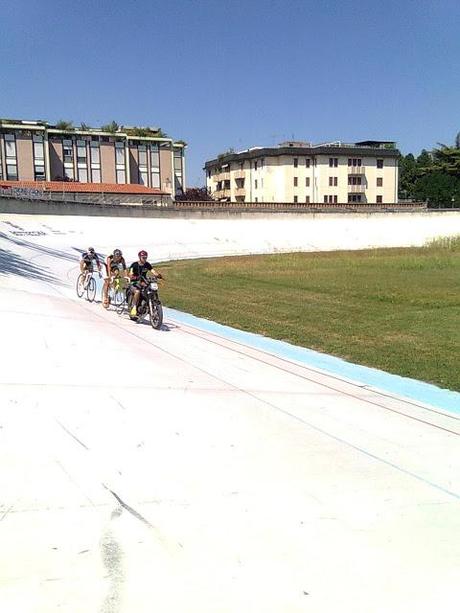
top-left (0, 180), bottom-right (167, 195)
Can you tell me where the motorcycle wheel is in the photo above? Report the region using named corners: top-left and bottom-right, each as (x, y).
top-left (149, 299), bottom-right (163, 330)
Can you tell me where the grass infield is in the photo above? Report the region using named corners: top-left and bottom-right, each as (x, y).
top-left (160, 237), bottom-right (460, 392)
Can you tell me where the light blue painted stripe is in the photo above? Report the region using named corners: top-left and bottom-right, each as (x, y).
top-left (165, 307), bottom-right (460, 416)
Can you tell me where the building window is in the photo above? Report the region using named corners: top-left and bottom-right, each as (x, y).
top-left (377, 177), bottom-right (383, 187)
top-left (334, 195), bottom-right (338, 203)
top-left (90, 141), bottom-right (101, 182)
top-left (329, 157), bottom-right (338, 167)
top-left (173, 147), bottom-right (183, 194)
top-left (324, 195), bottom-right (328, 203)
top-left (348, 158), bottom-right (362, 167)
top-left (293, 177), bottom-right (298, 187)
top-left (348, 194), bottom-right (363, 203)
top-left (293, 195), bottom-right (298, 203)
top-left (76, 140), bottom-right (87, 164)
top-left (255, 179), bottom-right (258, 189)
top-left (33, 134), bottom-right (46, 181)
top-left (254, 197), bottom-right (258, 203)
top-left (376, 195), bottom-right (383, 203)
top-left (348, 176), bottom-right (362, 185)
top-left (5, 134), bottom-right (18, 180)
top-left (377, 159), bottom-right (384, 169)
top-left (329, 177), bottom-right (338, 187)
top-left (305, 158), bottom-right (310, 168)
top-left (115, 142), bottom-right (125, 165)
top-left (6, 164), bottom-right (18, 180)
top-left (78, 167), bottom-right (88, 183)
top-left (150, 143), bottom-right (160, 188)
top-left (254, 161), bottom-right (258, 171)
top-left (64, 165), bottom-right (74, 180)
top-left (293, 157), bottom-right (298, 168)
top-left (63, 139), bottom-right (73, 163)
top-left (305, 177), bottom-right (310, 187)
top-left (115, 142), bottom-right (125, 184)
top-left (305, 196), bottom-right (310, 203)
top-left (260, 158), bottom-right (264, 168)
top-left (138, 144), bottom-right (148, 185)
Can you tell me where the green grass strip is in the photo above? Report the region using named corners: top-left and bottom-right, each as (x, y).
top-left (159, 238), bottom-right (460, 392)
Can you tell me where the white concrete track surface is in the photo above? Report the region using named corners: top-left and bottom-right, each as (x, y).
top-left (0, 214), bottom-right (459, 613)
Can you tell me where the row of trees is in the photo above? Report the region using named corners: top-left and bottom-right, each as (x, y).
top-left (55, 120), bottom-right (169, 138)
top-left (399, 133), bottom-right (460, 207)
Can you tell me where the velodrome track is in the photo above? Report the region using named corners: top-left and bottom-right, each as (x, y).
top-left (1, 213), bottom-right (459, 613)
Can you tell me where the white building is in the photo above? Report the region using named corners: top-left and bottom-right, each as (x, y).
top-left (205, 140), bottom-right (399, 204)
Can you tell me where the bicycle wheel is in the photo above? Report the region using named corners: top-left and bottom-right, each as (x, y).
top-left (149, 299), bottom-right (163, 330)
top-left (76, 274), bottom-right (85, 298)
top-left (112, 290), bottom-right (125, 309)
top-left (86, 276), bottom-right (96, 302)
top-left (115, 295), bottom-right (128, 315)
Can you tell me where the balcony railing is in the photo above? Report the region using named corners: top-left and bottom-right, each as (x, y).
top-left (234, 170), bottom-right (245, 180)
top-left (348, 184), bottom-right (366, 193)
top-left (348, 166), bottom-right (365, 174)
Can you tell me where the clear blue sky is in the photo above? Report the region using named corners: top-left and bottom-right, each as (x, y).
top-left (1, 0), bottom-right (459, 186)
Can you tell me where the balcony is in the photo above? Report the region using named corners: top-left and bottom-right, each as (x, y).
top-left (348, 184), bottom-right (366, 193)
top-left (234, 169), bottom-right (245, 180)
top-left (348, 166), bottom-right (365, 175)
top-left (235, 187), bottom-right (246, 197)
top-left (215, 188), bottom-right (231, 199)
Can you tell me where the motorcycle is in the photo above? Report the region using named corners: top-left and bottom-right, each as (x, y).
top-left (126, 274), bottom-right (163, 330)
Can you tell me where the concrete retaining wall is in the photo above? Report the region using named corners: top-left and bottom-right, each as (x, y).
top-left (2, 209), bottom-right (460, 262)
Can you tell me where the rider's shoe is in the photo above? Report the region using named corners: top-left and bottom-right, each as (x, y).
top-left (130, 306), bottom-right (137, 317)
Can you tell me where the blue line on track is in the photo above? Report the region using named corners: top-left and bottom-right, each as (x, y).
top-left (165, 307), bottom-right (460, 416)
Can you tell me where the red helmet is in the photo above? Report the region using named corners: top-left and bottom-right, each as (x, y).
top-left (138, 250), bottom-right (148, 258)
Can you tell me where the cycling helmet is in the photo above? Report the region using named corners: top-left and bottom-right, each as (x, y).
top-left (113, 249), bottom-right (122, 257)
top-left (88, 247), bottom-right (95, 253)
top-left (138, 250), bottom-right (148, 258)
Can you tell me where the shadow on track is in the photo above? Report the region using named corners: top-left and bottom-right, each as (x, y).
top-left (0, 231), bottom-right (79, 263)
top-left (0, 246), bottom-right (63, 285)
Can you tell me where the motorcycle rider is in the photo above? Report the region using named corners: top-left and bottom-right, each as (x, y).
top-left (102, 248), bottom-right (127, 308)
top-left (128, 250), bottom-right (163, 318)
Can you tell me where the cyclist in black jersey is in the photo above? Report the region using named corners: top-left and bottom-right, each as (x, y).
top-left (128, 250), bottom-right (162, 318)
top-left (80, 247), bottom-right (101, 284)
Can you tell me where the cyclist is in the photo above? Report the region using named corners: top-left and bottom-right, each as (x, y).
top-left (102, 248), bottom-right (127, 308)
top-left (79, 247), bottom-right (101, 285)
top-left (128, 250), bottom-right (163, 318)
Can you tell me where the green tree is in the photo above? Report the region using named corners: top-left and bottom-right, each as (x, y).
top-left (101, 121), bottom-right (119, 134)
top-left (416, 149), bottom-right (433, 169)
top-left (398, 153), bottom-right (417, 199)
top-left (413, 172), bottom-right (460, 207)
top-left (56, 120), bottom-right (74, 131)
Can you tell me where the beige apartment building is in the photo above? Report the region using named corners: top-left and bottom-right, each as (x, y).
top-left (0, 118), bottom-right (186, 197)
top-left (205, 140), bottom-right (399, 204)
